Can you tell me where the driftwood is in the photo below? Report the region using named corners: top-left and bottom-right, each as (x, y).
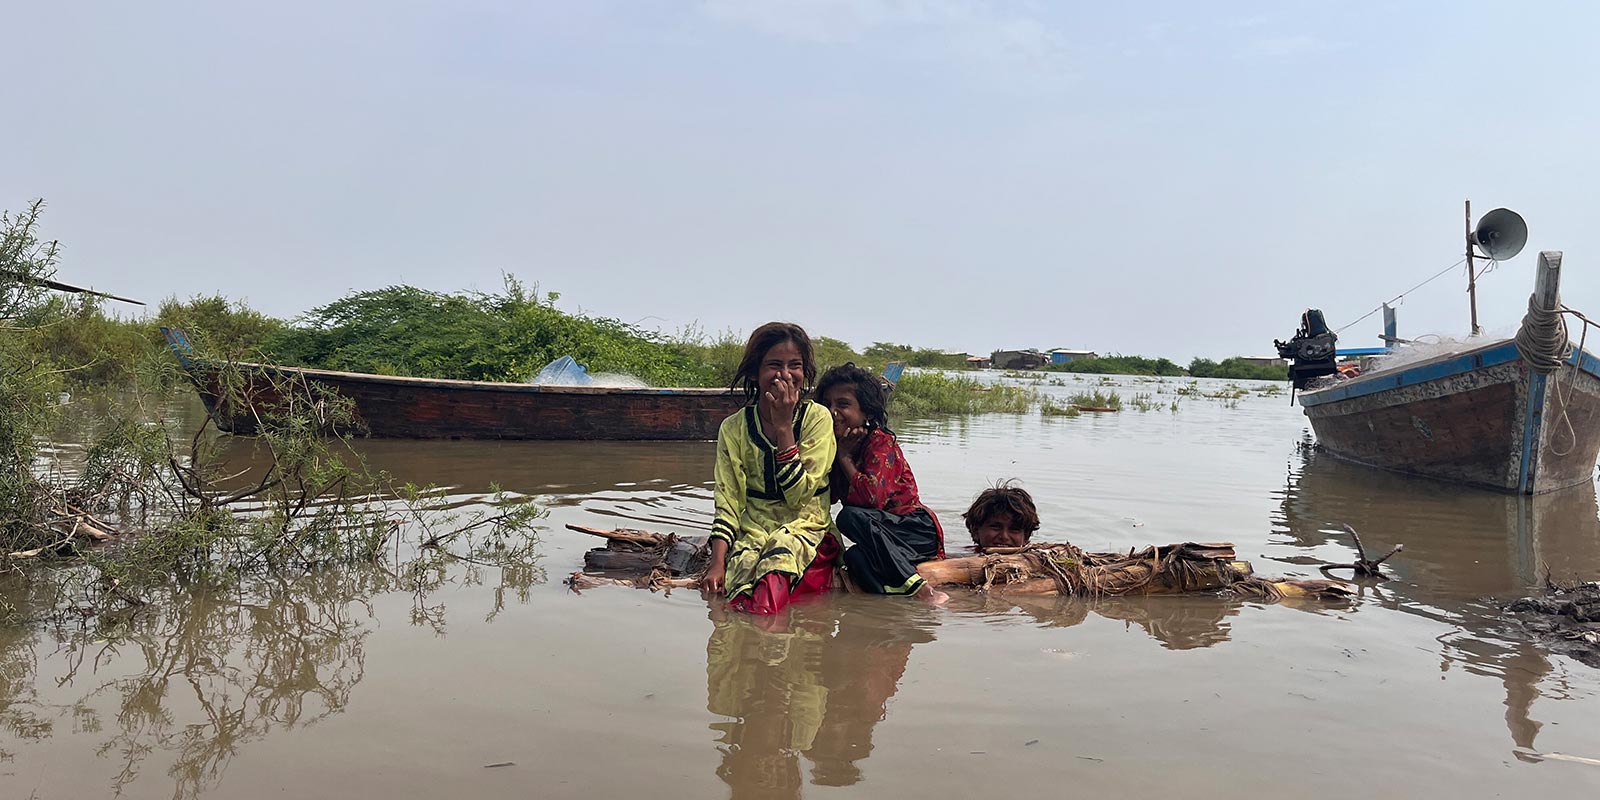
top-left (566, 525), bottom-right (710, 591)
top-left (6, 504), bottom-right (122, 559)
top-left (1318, 524), bottom-right (1403, 578)
top-left (915, 541), bottom-right (1352, 601)
top-left (563, 525), bottom-right (1354, 602)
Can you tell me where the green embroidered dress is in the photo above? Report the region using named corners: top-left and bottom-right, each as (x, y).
top-left (710, 400), bottom-right (837, 599)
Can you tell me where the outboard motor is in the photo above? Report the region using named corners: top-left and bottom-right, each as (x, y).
top-left (1274, 309), bottom-right (1338, 390)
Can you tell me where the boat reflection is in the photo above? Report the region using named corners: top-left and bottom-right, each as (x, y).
top-left (1276, 448), bottom-right (1600, 760)
top-left (1276, 447), bottom-right (1600, 602)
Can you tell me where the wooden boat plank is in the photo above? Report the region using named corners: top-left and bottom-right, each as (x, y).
top-left (1531, 368), bottom-right (1600, 492)
top-left (195, 363), bottom-right (742, 440)
top-left (230, 362), bottom-right (732, 396)
top-left (1307, 380), bottom-right (1521, 490)
top-left (1298, 339), bottom-right (1521, 407)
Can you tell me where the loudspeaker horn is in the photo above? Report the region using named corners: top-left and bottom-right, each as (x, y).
top-left (1472, 208), bottom-right (1528, 261)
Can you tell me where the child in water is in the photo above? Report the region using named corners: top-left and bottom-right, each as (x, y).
top-left (704, 322), bottom-right (839, 615)
top-left (816, 363), bottom-right (948, 604)
top-left (962, 483), bottom-right (1040, 551)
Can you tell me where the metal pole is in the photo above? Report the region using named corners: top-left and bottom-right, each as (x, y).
top-left (1467, 199), bottom-right (1481, 336)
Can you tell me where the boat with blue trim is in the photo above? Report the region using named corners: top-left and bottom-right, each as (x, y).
top-left (1277, 251), bottom-right (1600, 494)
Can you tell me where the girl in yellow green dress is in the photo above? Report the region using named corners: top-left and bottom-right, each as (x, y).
top-left (703, 322), bottom-right (839, 614)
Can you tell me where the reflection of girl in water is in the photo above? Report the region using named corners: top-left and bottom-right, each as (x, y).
top-left (705, 603), bottom-right (936, 797)
top-left (704, 323), bottom-right (839, 615)
top-left (705, 605), bottom-right (830, 799)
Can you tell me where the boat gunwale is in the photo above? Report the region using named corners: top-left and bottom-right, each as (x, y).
top-left (214, 361), bottom-right (739, 397)
top-left (1298, 338), bottom-right (1600, 408)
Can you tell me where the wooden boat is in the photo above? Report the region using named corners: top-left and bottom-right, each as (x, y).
top-left (184, 360), bottom-right (740, 440)
top-left (164, 328), bottom-right (907, 441)
top-left (162, 328), bottom-right (741, 440)
top-left (1281, 251), bottom-right (1600, 494)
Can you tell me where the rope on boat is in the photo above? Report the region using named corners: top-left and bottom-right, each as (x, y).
top-left (1515, 293), bottom-right (1571, 374)
top-left (1549, 305), bottom-right (1597, 457)
top-left (1516, 292), bottom-right (1600, 458)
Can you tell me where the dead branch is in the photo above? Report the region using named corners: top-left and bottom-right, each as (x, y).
top-left (1318, 524), bottom-right (1403, 578)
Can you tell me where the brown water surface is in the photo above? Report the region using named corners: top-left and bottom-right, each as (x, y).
top-left (4, 375), bottom-right (1599, 797)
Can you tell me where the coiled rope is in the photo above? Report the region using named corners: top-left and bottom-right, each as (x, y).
top-left (1515, 295), bottom-right (1600, 457)
top-left (1515, 293), bottom-right (1571, 373)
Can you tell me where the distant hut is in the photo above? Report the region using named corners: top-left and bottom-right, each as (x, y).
top-left (991, 349), bottom-right (1047, 370)
top-left (1048, 349), bottom-right (1098, 366)
top-left (966, 355), bottom-right (991, 370)
top-left (1239, 356), bottom-right (1288, 369)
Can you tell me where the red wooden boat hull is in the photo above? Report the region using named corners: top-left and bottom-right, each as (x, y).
top-left (191, 362), bottom-right (743, 441)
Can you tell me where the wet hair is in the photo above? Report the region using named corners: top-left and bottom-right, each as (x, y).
top-left (731, 322), bottom-right (817, 403)
top-left (815, 363), bottom-right (891, 433)
top-left (961, 482), bottom-right (1040, 544)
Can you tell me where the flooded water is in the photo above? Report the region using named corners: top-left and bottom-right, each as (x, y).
top-left (4, 375), bottom-right (1600, 797)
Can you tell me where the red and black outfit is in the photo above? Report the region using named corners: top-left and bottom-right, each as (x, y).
top-left (832, 429), bottom-right (945, 595)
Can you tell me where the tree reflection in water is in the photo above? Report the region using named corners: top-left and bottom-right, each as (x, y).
top-left (0, 557), bottom-right (543, 798)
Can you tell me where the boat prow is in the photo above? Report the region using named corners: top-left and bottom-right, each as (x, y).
top-left (1290, 252), bottom-right (1600, 494)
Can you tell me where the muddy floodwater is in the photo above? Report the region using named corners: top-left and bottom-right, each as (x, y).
top-left (4, 375), bottom-right (1600, 797)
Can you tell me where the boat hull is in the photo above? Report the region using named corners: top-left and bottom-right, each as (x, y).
top-left (1299, 340), bottom-right (1600, 494)
top-left (192, 363), bottom-right (742, 441)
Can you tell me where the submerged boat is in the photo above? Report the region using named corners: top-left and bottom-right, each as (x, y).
top-left (163, 328), bottom-right (907, 441)
top-left (1277, 250), bottom-right (1600, 494)
top-left (163, 328), bottom-right (739, 440)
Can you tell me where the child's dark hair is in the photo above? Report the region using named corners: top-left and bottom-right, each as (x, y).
top-left (731, 322), bottom-right (816, 402)
top-left (961, 483), bottom-right (1040, 543)
top-left (815, 363), bottom-right (891, 432)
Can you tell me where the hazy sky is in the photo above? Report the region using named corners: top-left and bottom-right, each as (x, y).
top-left (4, 1), bottom-right (1598, 359)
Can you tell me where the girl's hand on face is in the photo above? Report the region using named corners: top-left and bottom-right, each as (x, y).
top-left (834, 417), bottom-right (869, 456)
top-left (761, 373), bottom-right (800, 439)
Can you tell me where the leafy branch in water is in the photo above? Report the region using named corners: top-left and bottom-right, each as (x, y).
top-left (3, 356), bottom-right (548, 623)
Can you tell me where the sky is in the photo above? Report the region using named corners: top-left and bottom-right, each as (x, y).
top-left (4, 1), bottom-right (1599, 360)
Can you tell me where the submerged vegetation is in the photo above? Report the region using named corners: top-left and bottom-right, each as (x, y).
top-left (1067, 389), bottom-right (1123, 410)
top-left (2, 202), bottom-right (545, 623)
top-left (890, 371), bottom-right (1038, 417)
top-left (1039, 399), bottom-right (1081, 417)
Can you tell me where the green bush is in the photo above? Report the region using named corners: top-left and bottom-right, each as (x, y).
top-left (862, 342), bottom-right (968, 370)
top-left (1046, 355), bottom-right (1184, 376)
top-left (154, 294), bottom-right (285, 356)
top-left (266, 277), bottom-right (722, 387)
top-left (1188, 357), bottom-right (1288, 381)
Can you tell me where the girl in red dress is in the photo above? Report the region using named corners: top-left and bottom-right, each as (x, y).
top-left (816, 364), bottom-right (947, 603)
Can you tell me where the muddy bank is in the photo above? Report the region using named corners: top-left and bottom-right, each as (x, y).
top-left (1506, 582), bottom-right (1600, 668)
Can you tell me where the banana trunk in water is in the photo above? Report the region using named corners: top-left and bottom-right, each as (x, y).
top-left (563, 526), bottom-right (1354, 602)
